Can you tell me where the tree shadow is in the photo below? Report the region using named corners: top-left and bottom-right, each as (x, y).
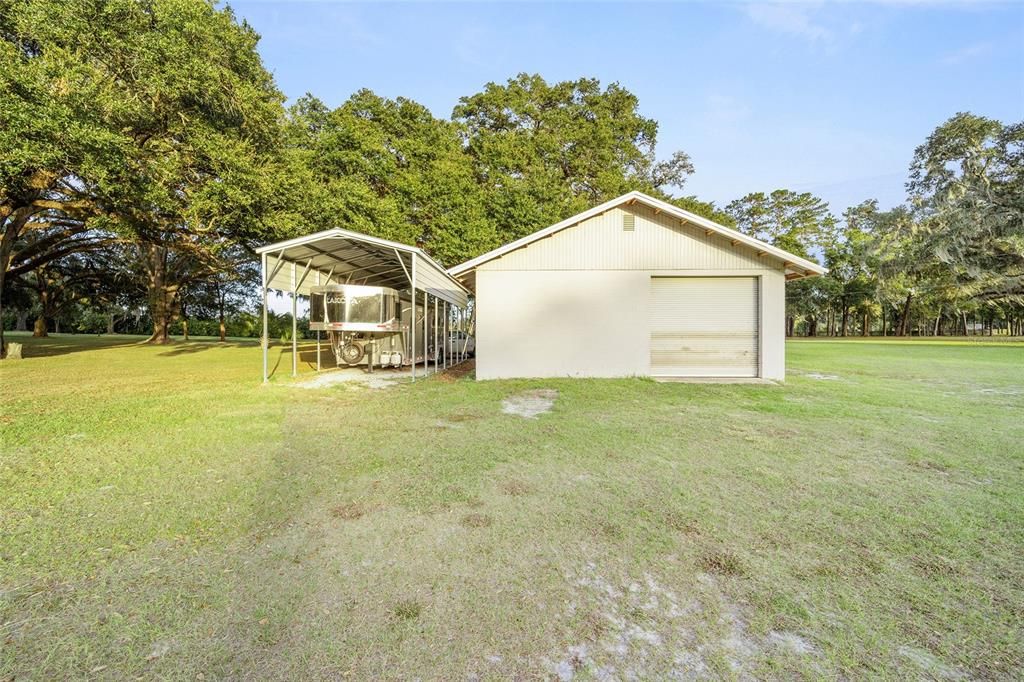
top-left (2, 333), bottom-right (147, 359)
top-left (157, 339), bottom-right (259, 357)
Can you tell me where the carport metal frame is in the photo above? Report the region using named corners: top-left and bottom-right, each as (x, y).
top-left (255, 229), bottom-right (471, 383)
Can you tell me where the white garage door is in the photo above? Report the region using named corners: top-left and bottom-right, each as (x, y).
top-left (649, 277), bottom-right (759, 377)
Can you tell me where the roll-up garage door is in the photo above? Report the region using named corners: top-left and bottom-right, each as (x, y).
top-left (649, 277), bottom-right (759, 377)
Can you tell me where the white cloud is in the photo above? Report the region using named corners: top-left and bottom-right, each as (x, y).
top-left (744, 3), bottom-right (833, 43)
top-left (940, 42), bottom-right (993, 65)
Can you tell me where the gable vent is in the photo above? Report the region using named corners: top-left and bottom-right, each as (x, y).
top-left (622, 213), bottom-right (635, 231)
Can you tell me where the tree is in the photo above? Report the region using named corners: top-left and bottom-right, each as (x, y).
top-left (287, 90), bottom-right (497, 266)
top-left (908, 112), bottom-right (1024, 303)
top-left (827, 201), bottom-right (881, 336)
top-left (184, 247), bottom-right (258, 342)
top-left (0, 0), bottom-right (286, 350)
top-left (0, 0), bottom-right (126, 354)
top-left (870, 205), bottom-right (938, 336)
top-left (726, 190), bottom-right (834, 335)
top-left (726, 190), bottom-right (836, 259)
top-left (454, 74), bottom-right (693, 243)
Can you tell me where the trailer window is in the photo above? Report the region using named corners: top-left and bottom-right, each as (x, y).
top-left (309, 293), bottom-right (325, 324)
top-left (348, 295), bottom-right (382, 323)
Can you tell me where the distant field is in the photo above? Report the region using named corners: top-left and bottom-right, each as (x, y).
top-left (1, 334), bottom-right (1022, 679)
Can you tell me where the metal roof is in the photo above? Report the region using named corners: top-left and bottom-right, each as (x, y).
top-left (449, 190), bottom-right (828, 283)
top-left (256, 228), bottom-right (469, 308)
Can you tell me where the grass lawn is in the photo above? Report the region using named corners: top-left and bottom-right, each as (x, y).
top-left (1, 333), bottom-right (1022, 679)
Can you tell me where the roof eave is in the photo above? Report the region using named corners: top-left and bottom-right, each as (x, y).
top-left (448, 191), bottom-right (827, 278)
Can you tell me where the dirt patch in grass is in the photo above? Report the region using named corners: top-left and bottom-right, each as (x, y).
top-left (461, 513), bottom-right (492, 528)
top-left (433, 359), bottom-right (475, 382)
top-left (557, 562), bottom-right (824, 679)
top-left (662, 511), bottom-right (701, 535)
top-left (698, 551), bottom-right (746, 577)
top-left (912, 459), bottom-right (952, 473)
top-left (294, 370), bottom-right (400, 390)
top-left (500, 479), bottom-right (532, 496)
top-left (897, 645), bottom-right (967, 680)
top-left (501, 389), bottom-right (558, 419)
top-left (330, 502), bottom-right (373, 520)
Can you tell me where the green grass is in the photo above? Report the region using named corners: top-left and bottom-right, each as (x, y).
top-left (1, 333), bottom-right (1022, 679)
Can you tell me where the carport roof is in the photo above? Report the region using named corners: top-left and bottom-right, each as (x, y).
top-left (255, 228), bottom-right (469, 308)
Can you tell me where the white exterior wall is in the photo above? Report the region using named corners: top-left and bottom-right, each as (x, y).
top-left (474, 205), bottom-right (788, 381)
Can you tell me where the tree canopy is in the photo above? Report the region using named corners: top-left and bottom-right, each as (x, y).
top-left (1, 3), bottom-right (1021, 351)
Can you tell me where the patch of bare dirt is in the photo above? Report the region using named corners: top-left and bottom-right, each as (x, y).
top-left (897, 645), bottom-right (968, 680)
top-left (550, 563), bottom-right (823, 680)
top-left (330, 502), bottom-right (372, 520)
top-left (662, 511), bottom-right (701, 535)
top-left (500, 479), bottom-right (532, 496)
top-left (502, 389), bottom-right (558, 419)
top-left (461, 513), bottom-right (492, 528)
top-left (434, 359), bottom-right (475, 382)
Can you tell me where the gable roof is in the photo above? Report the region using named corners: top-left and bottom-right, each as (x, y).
top-left (255, 227), bottom-right (469, 307)
top-left (449, 191), bottom-right (827, 281)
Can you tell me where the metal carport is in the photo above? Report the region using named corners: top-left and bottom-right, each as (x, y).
top-left (255, 229), bottom-right (471, 383)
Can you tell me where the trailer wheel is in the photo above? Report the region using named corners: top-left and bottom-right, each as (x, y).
top-left (340, 342), bottom-right (364, 365)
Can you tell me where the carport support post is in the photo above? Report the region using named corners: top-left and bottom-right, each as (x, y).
top-left (410, 254), bottom-right (416, 382)
top-left (291, 261), bottom-right (297, 377)
top-left (433, 295), bottom-right (439, 374)
top-left (315, 270), bottom-right (321, 373)
top-left (261, 252), bottom-right (268, 383)
top-left (443, 301), bottom-right (448, 369)
top-left (423, 291), bottom-right (428, 377)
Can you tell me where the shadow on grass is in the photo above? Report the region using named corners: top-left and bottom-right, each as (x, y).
top-left (157, 339), bottom-right (259, 357)
top-left (266, 344), bottom-right (322, 379)
top-left (3, 333), bottom-right (263, 360)
top-left (3, 333), bottom-right (147, 358)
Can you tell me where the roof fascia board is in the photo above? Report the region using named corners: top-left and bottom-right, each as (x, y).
top-left (449, 191), bottom-right (827, 277)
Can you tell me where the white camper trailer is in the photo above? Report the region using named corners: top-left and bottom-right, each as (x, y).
top-left (309, 284), bottom-right (436, 369)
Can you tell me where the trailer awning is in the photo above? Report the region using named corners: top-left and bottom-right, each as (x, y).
top-left (255, 228), bottom-right (469, 308)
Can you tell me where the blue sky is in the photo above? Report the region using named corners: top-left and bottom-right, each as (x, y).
top-left (232, 0), bottom-right (1024, 216)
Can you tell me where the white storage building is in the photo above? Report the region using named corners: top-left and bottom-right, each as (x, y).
top-left (449, 191), bottom-right (825, 381)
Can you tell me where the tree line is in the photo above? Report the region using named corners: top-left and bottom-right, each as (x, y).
top-left (1, 0), bottom-right (1021, 356)
top-left (725, 114), bottom-right (1023, 337)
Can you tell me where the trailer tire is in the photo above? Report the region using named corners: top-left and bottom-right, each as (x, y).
top-left (340, 342), bottom-right (364, 365)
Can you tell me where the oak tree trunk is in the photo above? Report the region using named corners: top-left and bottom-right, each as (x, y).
top-left (143, 244), bottom-right (180, 345)
top-left (898, 292), bottom-right (913, 336)
top-left (218, 293), bottom-right (226, 342)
